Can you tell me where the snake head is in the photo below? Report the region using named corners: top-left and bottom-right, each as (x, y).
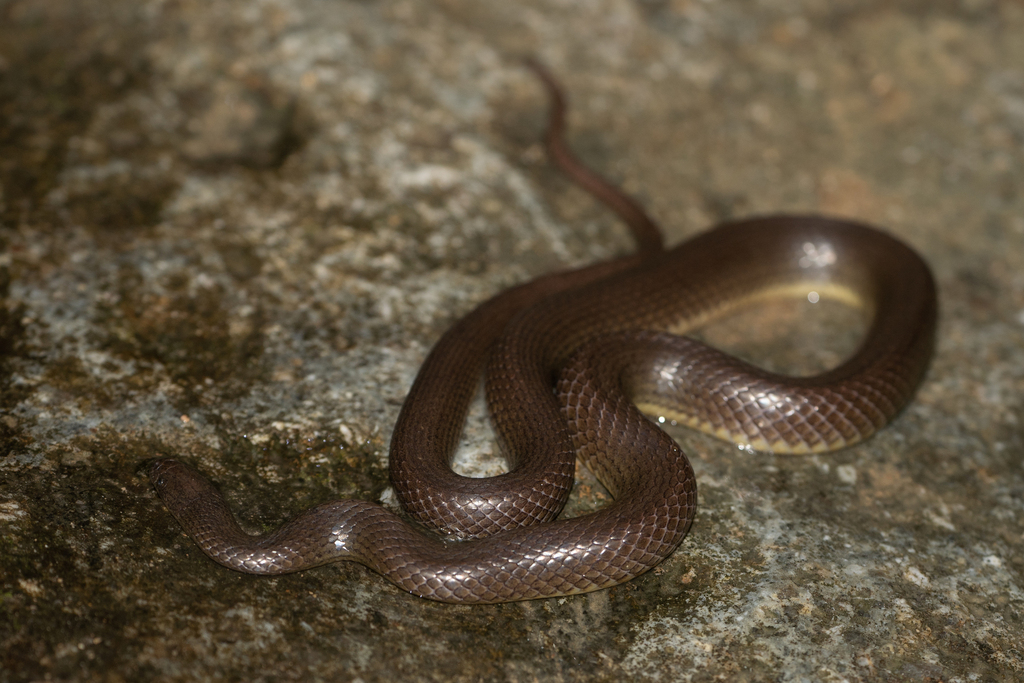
top-left (148, 458), bottom-right (213, 507)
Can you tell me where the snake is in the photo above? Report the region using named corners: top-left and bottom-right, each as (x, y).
top-left (149, 63), bottom-right (937, 604)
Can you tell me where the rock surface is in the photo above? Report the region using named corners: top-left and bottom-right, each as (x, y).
top-left (1, 0), bottom-right (1022, 681)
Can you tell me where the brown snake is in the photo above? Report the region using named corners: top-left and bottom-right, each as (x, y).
top-left (149, 64), bottom-right (937, 604)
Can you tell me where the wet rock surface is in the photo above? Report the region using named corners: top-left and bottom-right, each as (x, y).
top-left (1, 0), bottom-right (1022, 680)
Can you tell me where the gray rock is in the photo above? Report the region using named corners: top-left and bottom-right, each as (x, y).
top-left (1, 0), bottom-right (1022, 680)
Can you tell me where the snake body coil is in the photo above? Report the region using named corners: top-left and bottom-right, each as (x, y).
top-left (149, 66), bottom-right (936, 604)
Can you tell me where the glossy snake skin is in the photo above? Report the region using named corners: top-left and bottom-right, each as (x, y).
top-left (149, 64), bottom-right (936, 603)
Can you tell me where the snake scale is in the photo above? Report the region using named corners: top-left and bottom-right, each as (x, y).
top-left (149, 63), bottom-right (937, 604)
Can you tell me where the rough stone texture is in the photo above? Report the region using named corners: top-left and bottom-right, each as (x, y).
top-left (1, 0), bottom-right (1022, 681)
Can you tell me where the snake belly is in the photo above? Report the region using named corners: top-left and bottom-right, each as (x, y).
top-left (148, 65), bottom-right (936, 604)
